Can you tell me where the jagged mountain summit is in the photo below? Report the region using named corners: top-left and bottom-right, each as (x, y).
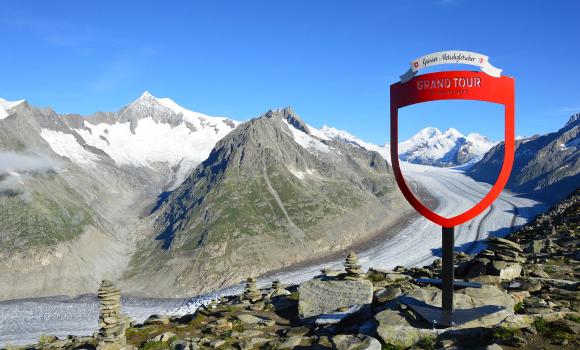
top-left (470, 113), bottom-right (579, 201)
top-left (122, 107), bottom-right (409, 297)
top-left (398, 127), bottom-right (496, 167)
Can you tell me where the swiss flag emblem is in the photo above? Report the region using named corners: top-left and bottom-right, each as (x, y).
top-left (413, 62), bottom-right (419, 68)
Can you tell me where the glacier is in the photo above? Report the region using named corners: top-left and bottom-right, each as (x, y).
top-left (0, 163), bottom-right (545, 346)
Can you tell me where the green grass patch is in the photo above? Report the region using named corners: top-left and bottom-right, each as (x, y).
top-left (231, 320), bottom-right (245, 333)
top-left (493, 327), bottom-right (520, 341)
top-left (382, 344), bottom-right (403, 350)
top-left (141, 341), bottom-right (166, 350)
top-left (0, 181), bottom-right (94, 251)
top-left (417, 335), bottom-right (436, 350)
top-left (514, 301), bottom-right (524, 313)
top-left (533, 318), bottom-right (575, 341)
top-left (188, 313), bottom-right (207, 328)
top-left (126, 326), bottom-right (160, 346)
top-left (566, 315), bottom-right (580, 323)
top-left (367, 271), bottom-right (385, 283)
top-left (215, 305), bottom-right (238, 314)
top-left (288, 291), bottom-right (299, 301)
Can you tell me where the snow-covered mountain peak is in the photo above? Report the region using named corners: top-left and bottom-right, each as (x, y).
top-left (132, 90), bottom-right (161, 106)
top-left (126, 91), bottom-right (237, 129)
top-left (140, 90), bottom-right (153, 98)
top-left (466, 132), bottom-right (491, 142)
top-left (399, 126), bottom-right (496, 167)
top-left (0, 97), bottom-right (26, 119)
top-left (38, 93), bottom-right (240, 189)
top-left (442, 127), bottom-right (464, 139)
top-left (411, 127), bottom-right (442, 140)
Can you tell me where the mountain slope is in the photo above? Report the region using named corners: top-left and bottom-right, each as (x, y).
top-left (0, 93), bottom-right (239, 300)
top-left (469, 113), bottom-right (579, 201)
top-left (120, 108), bottom-right (410, 297)
top-left (399, 127), bottom-right (496, 167)
top-left (0, 101), bottom-right (136, 299)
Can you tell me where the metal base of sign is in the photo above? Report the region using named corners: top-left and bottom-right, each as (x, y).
top-left (400, 226), bottom-right (504, 327)
top-left (400, 296), bottom-right (506, 328)
top-left (415, 278), bottom-right (482, 289)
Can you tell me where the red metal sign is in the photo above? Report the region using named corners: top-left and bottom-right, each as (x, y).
top-left (390, 70), bottom-right (515, 228)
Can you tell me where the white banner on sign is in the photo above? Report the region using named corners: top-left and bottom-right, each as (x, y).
top-left (400, 51), bottom-right (502, 82)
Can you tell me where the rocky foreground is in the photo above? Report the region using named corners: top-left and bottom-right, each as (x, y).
top-left (5, 189), bottom-right (579, 350)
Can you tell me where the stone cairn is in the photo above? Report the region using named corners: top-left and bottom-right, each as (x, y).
top-left (272, 280), bottom-right (283, 290)
top-left (242, 277), bottom-right (262, 302)
top-left (270, 280), bottom-right (291, 297)
top-left (464, 237), bottom-right (525, 281)
top-left (97, 280), bottom-right (126, 349)
top-left (344, 252), bottom-right (365, 280)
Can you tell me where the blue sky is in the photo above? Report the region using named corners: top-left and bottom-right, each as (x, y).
top-left (1, 0), bottom-right (578, 144)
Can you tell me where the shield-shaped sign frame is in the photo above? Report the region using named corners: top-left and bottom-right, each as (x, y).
top-left (390, 70), bottom-right (515, 228)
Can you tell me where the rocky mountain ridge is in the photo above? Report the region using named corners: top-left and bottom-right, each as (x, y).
top-left (469, 114), bottom-right (579, 202)
top-left (120, 107), bottom-right (409, 297)
top-left (0, 97), bottom-right (410, 301)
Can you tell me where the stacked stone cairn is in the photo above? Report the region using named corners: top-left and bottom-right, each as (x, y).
top-left (242, 277), bottom-right (262, 303)
top-left (463, 237), bottom-right (525, 282)
top-left (272, 280), bottom-right (283, 290)
top-left (344, 252), bottom-right (365, 280)
top-left (97, 280), bottom-right (126, 349)
top-left (270, 280), bottom-right (291, 297)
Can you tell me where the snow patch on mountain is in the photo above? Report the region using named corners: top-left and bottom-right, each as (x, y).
top-left (77, 117), bottom-right (223, 167)
top-left (282, 119), bottom-right (332, 153)
top-left (40, 130), bottom-right (99, 166)
top-left (0, 98), bottom-right (25, 120)
top-left (562, 137), bottom-right (580, 150)
top-left (39, 92), bottom-right (239, 188)
top-left (306, 125), bottom-right (332, 141)
top-left (288, 167), bottom-right (315, 180)
top-left (318, 125), bottom-right (390, 161)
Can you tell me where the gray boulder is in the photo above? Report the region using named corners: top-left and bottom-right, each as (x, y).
top-left (298, 278), bottom-right (373, 322)
top-left (332, 334), bottom-right (382, 350)
top-left (235, 314), bottom-right (266, 324)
